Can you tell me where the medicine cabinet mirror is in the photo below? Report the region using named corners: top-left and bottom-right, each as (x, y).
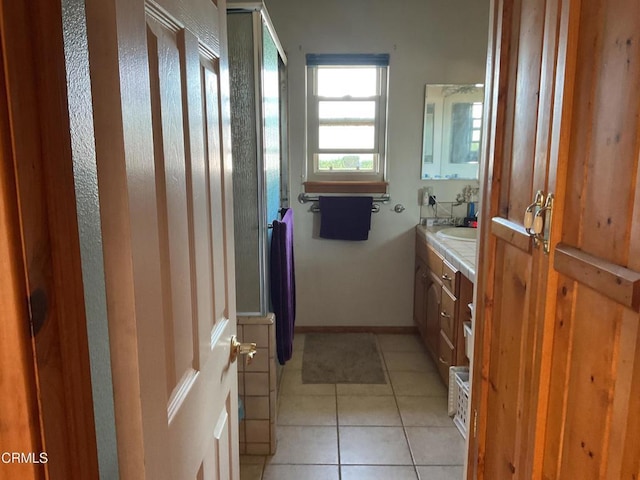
top-left (421, 84), bottom-right (484, 180)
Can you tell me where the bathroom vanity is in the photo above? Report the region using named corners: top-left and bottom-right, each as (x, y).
top-left (414, 226), bottom-right (476, 386)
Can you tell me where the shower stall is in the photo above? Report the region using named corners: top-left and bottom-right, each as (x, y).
top-left (228, 1), bottom-right (288, 316)
top-left (227, 1), bottom-right (289, 455)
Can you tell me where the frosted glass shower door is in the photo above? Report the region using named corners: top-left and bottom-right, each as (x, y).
top-left (262, 23), bottom-right (281, 238)
top-left (228, 8), bottom-right (286, 315)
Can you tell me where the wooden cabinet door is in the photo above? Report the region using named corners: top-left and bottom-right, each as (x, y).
top-left (539, 1), bottom-right (640, 478)
top-left (414, 258), bottom-right (428, 339)
top-left (425, 270), bottom-right (442, 360)
top-left (470, 0), bottom-right (558, 477)
top-left (471, 0), bottom-right (640, 479)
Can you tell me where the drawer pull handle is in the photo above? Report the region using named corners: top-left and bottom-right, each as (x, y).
top-left (442, 273), bottom-right (452, 281)
top-left (440, 311), bottom-right (451, 318)
top-left (438, 356), bottom-right (449, 365)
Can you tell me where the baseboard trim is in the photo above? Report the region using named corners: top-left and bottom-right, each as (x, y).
top-left (294, 326), bottom-right (418, 335)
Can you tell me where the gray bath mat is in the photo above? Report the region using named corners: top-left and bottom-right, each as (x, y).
top-left (302, 333), bottom-right (386, 384)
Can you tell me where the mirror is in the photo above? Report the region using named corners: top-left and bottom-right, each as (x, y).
top-left (421, 84), bottom-right (484, 180)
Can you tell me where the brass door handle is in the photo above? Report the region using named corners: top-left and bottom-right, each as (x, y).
top-left (230, 335), bottom-right (257, 365)
top-left (440, 311), bottom-right (451, 318)
top-left (533, 193), bottom-right (554, 254)
top-left (441, 273), bottom-right (452, 281)
top-left (524, 190), bottom-right (545, 235)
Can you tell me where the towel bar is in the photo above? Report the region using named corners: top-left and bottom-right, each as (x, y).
top-left (298, 192), bottom-right (390, 204)
top-left (297, 192), bottom-right (390, 207)
top-left (310, 204), bottom-right (380, 213)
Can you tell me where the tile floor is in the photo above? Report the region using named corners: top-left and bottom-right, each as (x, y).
top-left (240, 333), bottom-right (465, 480)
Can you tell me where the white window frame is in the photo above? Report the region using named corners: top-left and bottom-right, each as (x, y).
top-left (305, 55), bottom-right (389, 183)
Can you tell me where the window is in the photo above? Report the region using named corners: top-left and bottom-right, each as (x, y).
top-left (306, 54), bottom-right (389, 184)
top-left (450, 101), bottom-right (483, 164)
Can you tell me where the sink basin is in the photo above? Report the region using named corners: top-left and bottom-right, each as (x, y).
top-left (436, 227), bottom-right (478, 242)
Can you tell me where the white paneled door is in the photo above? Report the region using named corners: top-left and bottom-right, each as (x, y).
top-left (85, 0), bottom-right (239, 478)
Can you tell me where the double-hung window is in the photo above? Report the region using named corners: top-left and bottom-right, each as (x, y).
top-left (306, 54), bottom-right (389, 185)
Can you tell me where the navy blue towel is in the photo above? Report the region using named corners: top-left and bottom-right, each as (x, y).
top-left (319, 196), bottom-right (373, 241)
top-left (270, 208), bottom-right (296, 365)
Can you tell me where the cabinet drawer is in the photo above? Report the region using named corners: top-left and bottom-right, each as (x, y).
top-left (437, 330), bottom-right (455, 385)
top-left (441, 259), bottom-right (459, 296)
top-left (427, 244), bottom-right (444, 275)
top-left (440, 288), bottom-right (457, 340)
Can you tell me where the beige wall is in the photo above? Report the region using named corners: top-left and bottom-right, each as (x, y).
top-left (266, 0), bottom-right (489, 326)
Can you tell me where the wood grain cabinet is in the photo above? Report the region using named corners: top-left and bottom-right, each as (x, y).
top-left (414, 230), bottom-right (473, 386)
top-left (413, 257), bottom-right (428, 339)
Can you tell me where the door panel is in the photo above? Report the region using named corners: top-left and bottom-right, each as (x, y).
top-left (202, 59), bottom-right (229, 333)
top-left (147, 18), bottom-right (196, 396)
top-left (147, 4), bottom-right (238, 479)
top-left (506, 0), bottom-right (544, 222)
top-left (541, 1), bottom-right (640, 478)
top-left (484, 244), bottom-right (535, 478)
top-left (473, 0), bottom-right (552, 477)
top-left (473, 0), bottom-right (640, 478)
top-left (86, 0), bottom-right (238, 478)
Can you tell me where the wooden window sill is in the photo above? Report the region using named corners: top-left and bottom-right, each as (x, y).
top-left (303, 181), bottom-right (388, 194)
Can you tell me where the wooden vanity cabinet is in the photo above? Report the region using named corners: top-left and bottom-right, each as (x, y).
top-left (424, 270), bottom-right (442, 358)
top-left (413, 257), bottom-right (428, 339)
top-left (414, 231), bottom-right (473, 386)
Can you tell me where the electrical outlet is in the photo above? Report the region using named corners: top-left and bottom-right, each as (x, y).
top-left (421, 187), bottom-right (435, 206)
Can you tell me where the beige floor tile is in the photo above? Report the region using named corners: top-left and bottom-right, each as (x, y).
top-left (416, 465), bottom-right (464, 480)
top-left (396, 396), bottom-right (452, 427)
top-left (383, 351), bottom-right (437, 373)
top-left (336, 381), bottom-right (394, 396)
top-left (268, 426), bottom-right (338, 464)
top-left (337, 395), bottom-right (401, 426)
top-left (339, 426), bottom-right (413, 465)
top-left (263, 465), bottom-right (339, 480)
top-left (278, 395), bottom-right (337, 426)
top-left (389, 371), bottom-right (447, 397)
top-left (341, 465), bottom-right (418, 480)
top-left (336, 369), bottom-right (393, 396)
top-left (286, 348), bottom-right (303, 370)
top-left (239, 463), bottom-right (263, 480)
top-left (376, 334), bottom-right (425, 353)
top-left (280, 369), bottom-right (336, 396)
top-left (405, 427), bottom-right (465, 465)
top-left (292, 333), bottom-right (305, 351)
top-left (267, 333), bottom-right (464, 474)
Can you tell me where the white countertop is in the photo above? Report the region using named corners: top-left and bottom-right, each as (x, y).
top-left (416, 225), bottom-right (478, 283)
